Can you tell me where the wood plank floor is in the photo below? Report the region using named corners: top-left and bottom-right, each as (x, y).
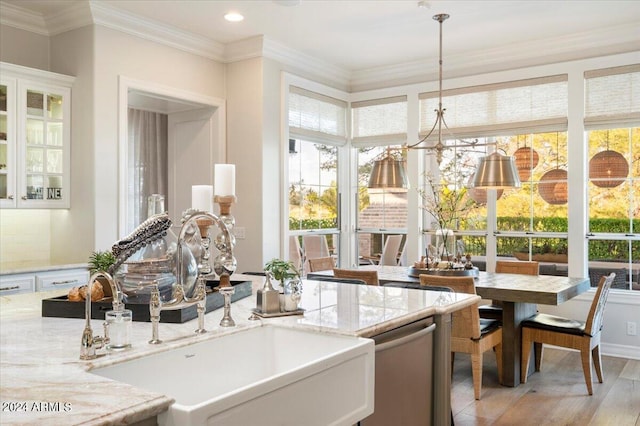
top-left (451, 347), bottom-right (640, 425)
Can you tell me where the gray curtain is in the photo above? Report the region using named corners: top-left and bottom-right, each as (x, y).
top-left (127, 108), bottom-right (168, 232)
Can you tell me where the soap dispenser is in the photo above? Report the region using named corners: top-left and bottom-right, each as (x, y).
top-left (257, 272), bottom-right (280, 314)
top-left (105, 304), bottom-right (132, 351)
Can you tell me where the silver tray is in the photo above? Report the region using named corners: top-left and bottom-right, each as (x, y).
top-left (250, 308), bottom-right (305, 318)
top-left (408, 266), bottom-right (479, 278)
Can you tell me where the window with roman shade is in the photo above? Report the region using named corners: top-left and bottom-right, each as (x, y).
top-left (287, 86), bottom-right (346, 273)
top-left (585, 64), bottom-right (640, 291)
top-left (352, 96), bottom-right (408, 264)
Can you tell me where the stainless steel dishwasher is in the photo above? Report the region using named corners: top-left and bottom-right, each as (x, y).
top-left (361, 318), bottom-right (436, 426)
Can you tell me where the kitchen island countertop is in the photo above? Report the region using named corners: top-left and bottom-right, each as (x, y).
top-left (0, 274), bottom-right (478, 425)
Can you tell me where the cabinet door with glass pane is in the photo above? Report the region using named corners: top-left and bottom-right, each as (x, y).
top-left (17, 81), bottom-right (71, 208)
top-left (0, 78), bottom-right (16, 207)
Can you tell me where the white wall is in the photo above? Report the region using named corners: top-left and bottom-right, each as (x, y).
top-left (91, 25), bottom-right (226, 250)
top-left (226, 57), bottom-right (268, 273)
top-left (0, 24), bottom-right (49, 70)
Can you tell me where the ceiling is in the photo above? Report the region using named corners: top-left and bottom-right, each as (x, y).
top-left (2, 0), bottom-right (640, 88)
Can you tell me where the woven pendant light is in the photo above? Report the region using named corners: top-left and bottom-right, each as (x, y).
top-left (467, 175), bottom-right (502, 204)
top-left (538, 133), bottom-right (567, 205)
top-left (539, 168), bottom-right (567, 205)
top-left (589, 132), bottom-right (628, 188)
top-left (513, 142), bottom-right (539, 182)
top-left (589, 150), bottom-right (628, 187)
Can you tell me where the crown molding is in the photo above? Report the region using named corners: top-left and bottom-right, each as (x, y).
top-left (262, 38), bottom-right (351, 86)
top-left (0, 1), bottom-right (48, 35)
top-left (89, 1), bottom-right (225, 61)
top-left (45, 1), bottom-right (93, 36)
top-left (1, 1), bottom-right (637, 92)
top-left (350, 22), bottom-right (640, 92)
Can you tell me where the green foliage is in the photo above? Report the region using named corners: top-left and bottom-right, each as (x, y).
top-left (264, 258), bottom-right (300, 285)
top-left (459, 217), bottom-right (639, 261)
top-left (88, 250), bottom-right (116, 274)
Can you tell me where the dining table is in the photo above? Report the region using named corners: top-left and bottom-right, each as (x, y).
top-left (308, 264), bottom-right (591, 387)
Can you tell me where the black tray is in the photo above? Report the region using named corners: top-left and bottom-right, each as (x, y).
top-left (41, 280), bottom-right (252, 323)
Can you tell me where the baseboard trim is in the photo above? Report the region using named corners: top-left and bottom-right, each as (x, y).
top-left (546, 343), bottom-right (640, 360)
top-left (600, 342), bottom-right (640, 360)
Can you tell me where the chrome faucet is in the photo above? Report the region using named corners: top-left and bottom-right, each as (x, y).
top-left (148, 211), bottom-right (237, 344)
top-left (80, 271), bottom-right (121, 360)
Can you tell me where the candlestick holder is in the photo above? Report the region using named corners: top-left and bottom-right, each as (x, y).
top-left (196, 217), bottom-right (214, 275)
top-left (213, 195), bottom-right (237, 276)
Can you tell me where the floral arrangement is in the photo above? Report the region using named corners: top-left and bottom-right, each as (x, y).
top-left (419, 173), bottom-right (475, 262)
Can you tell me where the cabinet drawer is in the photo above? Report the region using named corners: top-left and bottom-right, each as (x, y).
top-left (0, 275), bottom-right (35, 295)
top-left (36, 270), bottom-right (89, 291)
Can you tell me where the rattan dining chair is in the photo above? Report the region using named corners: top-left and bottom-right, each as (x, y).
top-left (479, 260), bottom-right (539, 321)
top-left (333, 268), bottom-right (380, 286)
top-left (520, 272), bottom-right (615, 395)
top-left (308, 256), bottom-right (335, 272)
top-left (420, 274), bottom-right (502, 400)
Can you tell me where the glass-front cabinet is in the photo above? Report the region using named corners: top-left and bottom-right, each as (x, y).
top-left (0, 62), bottom-right (73, 208)
top-left (0, 79), bottom-right (14, 207)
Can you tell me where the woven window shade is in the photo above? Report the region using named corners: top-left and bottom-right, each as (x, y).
top-left (351, 96), bottom-right (407, 147)
top-left (418, 75), bottom-right (568, 140)
top-left (538, 168), bottom-right (568, 205)
top-left (289, 86), bottom-right (347, 146)
top-left (585, 64), bottom-right (640, 129)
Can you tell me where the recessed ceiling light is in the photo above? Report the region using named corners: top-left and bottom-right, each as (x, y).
top-left (224, 11), bottom-right (244, 22)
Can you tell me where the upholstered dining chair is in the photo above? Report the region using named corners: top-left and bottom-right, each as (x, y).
top-left (520, 272), bottom-right (615, 395)
top-left (419, 274), bottom-right (502, 400)
top-left (379, 235), bottom-right (403, 266)
top-left (333, 268), bottom-right (380, 286)
top-left (308, 256), bottom-right (335, 272)
top-left (479, 260), bottom-right (539, 321)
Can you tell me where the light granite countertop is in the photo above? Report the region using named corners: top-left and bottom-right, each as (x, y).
top-left (0, 274), bottom-right (478, 425)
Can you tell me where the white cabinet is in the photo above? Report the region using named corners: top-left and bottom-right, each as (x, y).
top-left (0, 274), bottom-right (35, 295)
top-left (0, 267), bottom-right (88, 295)
top-left (36, 269), bottom-right (89, 291)
top-left (0, 62), bottom-right (74, 208)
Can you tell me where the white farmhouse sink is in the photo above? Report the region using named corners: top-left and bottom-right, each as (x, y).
top-left (92, 325), bottom-right (374, 426)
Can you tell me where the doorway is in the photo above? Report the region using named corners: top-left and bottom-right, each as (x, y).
top-left (118, 78), bottom-right (226, 236)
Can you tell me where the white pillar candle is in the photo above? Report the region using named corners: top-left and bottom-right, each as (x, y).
top-left (214, 164), bottom-right (235, 196)
top-left (191, 185), bottom-right (213, 212)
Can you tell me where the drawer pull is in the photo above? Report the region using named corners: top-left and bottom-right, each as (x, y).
top-left (51, 279), bottom-right (78, 285)
top-left (0, 286), bottom-right (20, 291)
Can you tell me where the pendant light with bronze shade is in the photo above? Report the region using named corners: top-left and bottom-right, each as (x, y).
top-left (513, 136), bottom-right (539, 182)
top-left (589, 131), bottom-right (629, 188)
top-left (367, 148), bottom-right (408, 189)
top-left (538, 134), bottom-right (568, 205)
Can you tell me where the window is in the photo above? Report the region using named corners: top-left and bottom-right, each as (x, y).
top-left (585, 65), bottom-right (640, 290)
top-left (353, 97), bottom-right (408, 265)
top-left (419, 77), bottom-right (569, 274)
top-left (288, 86), bottom-right (346, 274)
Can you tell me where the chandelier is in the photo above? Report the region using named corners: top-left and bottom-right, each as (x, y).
top-left (404, 13), bottom-right (520, 189)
